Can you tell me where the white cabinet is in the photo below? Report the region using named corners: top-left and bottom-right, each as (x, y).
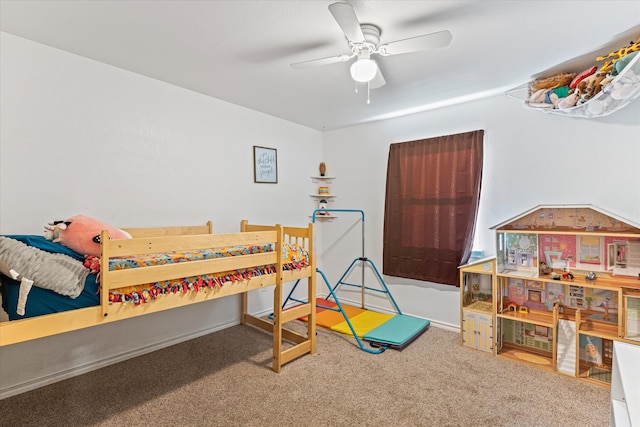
top-left (611, 341), bottom-right (640, 426)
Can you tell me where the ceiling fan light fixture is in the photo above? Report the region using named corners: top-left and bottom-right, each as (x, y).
top-left (350, 57), bottom-right (378, 83)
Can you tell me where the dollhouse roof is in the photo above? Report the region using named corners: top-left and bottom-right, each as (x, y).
top-left (490, 204), bottom-right (640, 234)
top-left (457, 256), bottom-right (496, 269)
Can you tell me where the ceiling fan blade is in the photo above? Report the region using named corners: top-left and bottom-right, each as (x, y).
top-left (290, 54), bottom-right (351, 69)
top-left (379, 30), bottom-right (452, 56)
top-left (370, 67), bottom-right (386, 89)
top-left (328, 2), bottom-right (365, 43)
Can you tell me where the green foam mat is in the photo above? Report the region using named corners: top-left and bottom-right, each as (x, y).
top-left (363, 314), bottom-right (430, 348)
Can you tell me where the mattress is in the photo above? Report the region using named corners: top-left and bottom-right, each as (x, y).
top-left (0, 236), bottom-right (100, 320)
top-left (1, 235), bottom-right (309, 318)
top-left (106, 242), bottom-right (309, 305)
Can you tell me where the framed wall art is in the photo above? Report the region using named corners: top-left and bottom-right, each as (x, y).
top-left (253, 146), bottom-right (278, 183)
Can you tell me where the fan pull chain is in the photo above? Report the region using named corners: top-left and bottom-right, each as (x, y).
top-left (355, 81), bottom-right (358, 94)
top-left (367, 81), bottom-right (371, 104)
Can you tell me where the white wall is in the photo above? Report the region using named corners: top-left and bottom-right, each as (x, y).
top-left (320, 93), bottom-right (640, 328)
top-left (2, 30), bottom-right (640, 398)
top-left (0, 33), bottom-right (323, 397)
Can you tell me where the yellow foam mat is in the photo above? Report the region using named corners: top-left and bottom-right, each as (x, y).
top-left (331, 310), bottom-right (394, 338)
top-left (316, 304), bottom-right (365, 329)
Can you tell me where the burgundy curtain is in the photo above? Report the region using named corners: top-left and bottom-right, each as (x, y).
top-left (383, 130), bottom-right (484, 286)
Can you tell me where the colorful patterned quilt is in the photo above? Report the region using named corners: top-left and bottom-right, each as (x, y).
top-left (107, 243), bottom-right (309, 305)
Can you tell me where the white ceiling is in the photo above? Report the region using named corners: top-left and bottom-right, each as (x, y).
top-left (1, 0), bottom-right (639, 130)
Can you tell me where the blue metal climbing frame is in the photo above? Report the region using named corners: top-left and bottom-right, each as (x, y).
top-left (282, 209), bottom-right (403, 354)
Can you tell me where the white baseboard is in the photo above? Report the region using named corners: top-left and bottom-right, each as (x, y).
top-left (0, 319), bottom-right (239, 400)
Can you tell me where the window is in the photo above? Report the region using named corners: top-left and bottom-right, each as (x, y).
top-left (383, 130), bottom-right (484, 286)
top-left (577, 235), bottom-right (604, 270)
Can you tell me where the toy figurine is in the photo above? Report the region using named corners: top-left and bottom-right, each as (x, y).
top-left (317, 199), bottom-right (330, 216)
top-left (539, 262), bottom-right (551, 275)
top-left (598, 297), bottom-right (611, 321)
top-left (586, 272), bottom-right (597, 281)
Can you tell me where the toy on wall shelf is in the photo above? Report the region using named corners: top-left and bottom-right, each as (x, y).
top-left (586, 272), bottom-right (597, 281)
top-left (319, 162), bottom-right (327, 177)
top-left (596, 37), bottom-right (640, 74)
top-left (316, 199), bottom-right (330, 216)
top-left (507, 302), bottom-right (518, 312)
top-left (519, 306), bottom-right (529, 314)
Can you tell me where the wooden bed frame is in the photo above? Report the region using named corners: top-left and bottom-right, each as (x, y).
top-left (0, 220), bottom-right (316, 372)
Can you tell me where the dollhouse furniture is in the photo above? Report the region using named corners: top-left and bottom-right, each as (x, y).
top-left (460, 205), bottom-right (640, 388)
top-left (0, 220), bottom-right (317, 373)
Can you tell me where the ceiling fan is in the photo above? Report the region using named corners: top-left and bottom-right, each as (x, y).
top-left (290, 2), bottom-right (452, 93)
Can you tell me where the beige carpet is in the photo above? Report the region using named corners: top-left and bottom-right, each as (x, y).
top-left (0, 322), bottom-right (610, 426)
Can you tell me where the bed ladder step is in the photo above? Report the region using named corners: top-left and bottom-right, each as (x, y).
top-left (281, 341), bottom-right (312, 365)
top-left (280, 303), bottom-right (311, 323)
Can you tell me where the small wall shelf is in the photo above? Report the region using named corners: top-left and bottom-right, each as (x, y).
top-left (309, 194), bottom-right (336, 199)
top-left (311, 176), bottom-right (335, 184)
top-left (310, 174), bottom-right (337, 216)
top-left (310, 214), bottom-right (338, 222)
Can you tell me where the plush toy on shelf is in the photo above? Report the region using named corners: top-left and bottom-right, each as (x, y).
top-left (569, 66), bottom-right (598, 89)
top-left (526, 72), bottom-right (579, 110)
top-left (576, 73), bottom-right (607, 105)
top-left (596, 37), bottom-right (640, 74)
top-left (528, 72), bottom-right (576, 95)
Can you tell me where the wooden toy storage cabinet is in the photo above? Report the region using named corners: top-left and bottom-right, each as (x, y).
top-left (459, 258), bottom-right (497, 354)
top-left (460, 205), bottom-right (640, 388)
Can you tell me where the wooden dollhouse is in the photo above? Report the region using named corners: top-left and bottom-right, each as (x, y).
top-left (460, 204), bottom-right (640, 388)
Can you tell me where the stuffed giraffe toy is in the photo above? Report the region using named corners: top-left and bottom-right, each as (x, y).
top-left (596, 37), bottom-right (640, 74)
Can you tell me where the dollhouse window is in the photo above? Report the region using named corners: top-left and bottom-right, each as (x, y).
top-left (577, 236), bottom-right (604, 270)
